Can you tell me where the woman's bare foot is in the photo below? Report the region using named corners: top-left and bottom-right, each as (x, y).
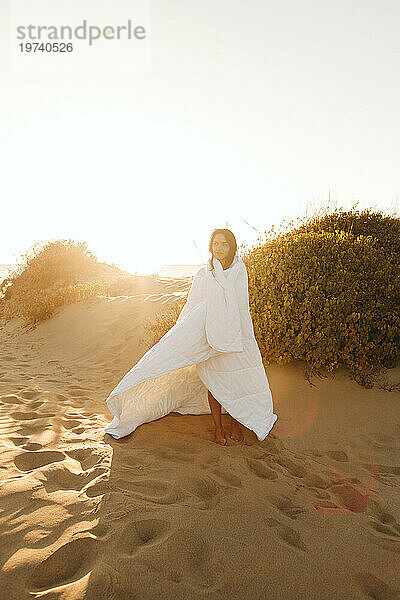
top-left (214, 428), bottom-right (227, 446)
top-left (229, 426), bottom-right (244, 442)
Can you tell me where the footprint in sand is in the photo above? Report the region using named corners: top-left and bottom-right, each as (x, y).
top-left (68, 389), bottom-right (90, 398)
top-left (355, 571), bottom-right (400, 600)
top-left (266, 517), bottom-right (308, 553)
top-left (245, 457), bottom-right (278, 480)
top-left (330, 483), bottom-right (369, 512)
top-left (152, 446), bottom-right (195, 464)
top-left (113, 472), bottom-right (223, 509)
top-left (260, 435), bottom-right (283, 456)
top-left (29, 401), bottom-right (44, 410)
top-left (14, 422), bottom-right (51, 437)
top-left (114, 477), bottom-right (183, 505)
top-left (42, 464), bottom-right (108, 493)
top-left (376, 464), bottom-right (400, 476)
top-left (113, 521), bottom-right (216, 589)
top-left (89, 523), bottom-right (109, 539)
top-left (275, 455), bottom-right (307, 478)
top-left (303, 472), bottom-right (331, 489)
top-left (240, 445), bottom-right (266, 460)
top-left (268, 494), bottom-right (307, 520)
top-left (62, 419), bottom-right (82, 430)
top-left (14, 450), bottom-right (65, 471)
top-left (85, 478), bottom-right (111, 498)
top-left (368, 500), bottom-right (400, 542)
top-left (311, 489), bottom-right (331, 500)
top-left (22, 442), bottom-right (43, 451)
top-left (209, 467), bottom-right (242, 488)
top-left (20, 390), bottom-right (40, 400)
top-left (9, 436), bottom-right (29, 446)
top-left (179, 474), bottom-right (222, 509)
top-left (65, 448), bottom-right (103, 470)
top-left (11, 411), bottom-right (53, 421)
top-left (0, 394), bottom-right (23, 405)
top-left (326, 450), bottom-right (349, 462)
top-left (28, 537), bottom-right (101, 592)
top-left (115, 518), bottom-right (169, 555)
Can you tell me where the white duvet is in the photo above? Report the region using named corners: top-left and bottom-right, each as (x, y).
top-left (104, 254), bottom-right (278, 441)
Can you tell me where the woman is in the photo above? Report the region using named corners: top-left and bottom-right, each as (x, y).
top-left (105, 228), bottom-right (278, 444)
top-left (207, 230), bottom-right (252, 445)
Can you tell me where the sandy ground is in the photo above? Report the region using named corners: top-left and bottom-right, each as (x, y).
top-left (0, 280), bottom-right (400, 600)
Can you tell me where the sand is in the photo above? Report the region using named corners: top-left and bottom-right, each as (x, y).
top-left (0, 278), bottom-right (399, 600)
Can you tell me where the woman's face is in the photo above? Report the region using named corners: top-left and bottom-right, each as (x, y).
top-left (211, 233), bottom-right (230, 263)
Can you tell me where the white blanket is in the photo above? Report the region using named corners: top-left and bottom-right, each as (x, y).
top-left (104, 255), bottom-right (278, 441)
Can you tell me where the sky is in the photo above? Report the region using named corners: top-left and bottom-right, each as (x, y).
top-left (1, 0), bottom-right (399, 275)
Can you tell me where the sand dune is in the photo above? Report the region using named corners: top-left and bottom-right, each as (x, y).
top-left (1, 278), bottom-right (400, 599)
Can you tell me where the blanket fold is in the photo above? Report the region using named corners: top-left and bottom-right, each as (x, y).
top-left (105, 254), bottom-right (278, 441)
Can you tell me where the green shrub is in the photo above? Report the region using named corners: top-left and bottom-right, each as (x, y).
top-left (243, 223), bottom-right (400, 388)
top-left (296, 207), bottom-right (400, 256)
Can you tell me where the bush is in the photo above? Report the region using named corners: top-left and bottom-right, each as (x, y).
top-left (1, 238), bottom-right (99, 300)
top-left (296, 207), bottom-right (400, 257)
top-left (242, 210), bottom-right (400, 388)
top-left (0, 239), bottom-right (107, 325)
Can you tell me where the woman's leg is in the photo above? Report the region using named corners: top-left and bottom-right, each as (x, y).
top-left (207, 390), bottom-right (226, 445)
top-left (229, 415), bottom-right (244, 442)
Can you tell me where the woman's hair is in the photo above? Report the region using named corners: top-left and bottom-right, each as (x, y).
top-left (208, 228), bottom-right (238, 270)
